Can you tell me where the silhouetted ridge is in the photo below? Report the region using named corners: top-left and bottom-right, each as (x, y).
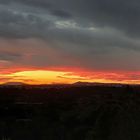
top-left (3, 82), bottom-right (28, 86)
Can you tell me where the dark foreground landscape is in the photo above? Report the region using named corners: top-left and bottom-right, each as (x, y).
top-left (0, 84), bottom-right (140, 140)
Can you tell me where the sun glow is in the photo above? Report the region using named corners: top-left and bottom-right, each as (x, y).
top-left (0, 70), bottom-right (88, 85)
top-left (0, 69), bottom-right (140, 85)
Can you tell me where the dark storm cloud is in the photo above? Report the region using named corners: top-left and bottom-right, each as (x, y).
top-left (0, 0), bottom-right (51, 8)
top-left (0, 4), bottom-right (53, 38)
top-left (0, 0), bottom-right (140, 72)
top-left (0, 51), bottom-right (22, 61)
top-left (50, 10), bottom-right (72, 19)
top-left (7, 0), bottom-right (140, 37)
top-left (49, 0), bottom-right (140, 37)
top-left (0, 0), bottom-right (140, 38)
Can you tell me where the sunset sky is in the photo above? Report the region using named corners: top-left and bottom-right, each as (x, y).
top-left (0, 0), bottom-right (140, 84)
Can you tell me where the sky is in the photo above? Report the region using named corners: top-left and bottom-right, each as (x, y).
top-left (0, 0), bottom-right (140, 84)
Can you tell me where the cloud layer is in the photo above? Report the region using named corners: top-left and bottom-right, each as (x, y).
top-left (0, 0), bottom-right (140, 76)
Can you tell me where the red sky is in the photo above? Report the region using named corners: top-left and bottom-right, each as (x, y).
top-left (1, 66), bottom-right (140, 84)
top-left (0, 38), bottom-right (140, 85)
top-left (0, 0), bottom-right (140, 85)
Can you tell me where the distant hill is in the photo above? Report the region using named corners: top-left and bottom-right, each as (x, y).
top-left (73, 81), bottom-right (91, 86)
top-left (73, 81), bottom-right (124, 87)
top-left (73, 81), bottom-right (103, 86)
top-left (2, 82), bottom-right (28, 86)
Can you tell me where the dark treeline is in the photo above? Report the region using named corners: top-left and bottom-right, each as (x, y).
top-left (0, 85), bottom-right (139, 140)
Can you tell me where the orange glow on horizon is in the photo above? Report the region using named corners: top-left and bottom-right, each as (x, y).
top-left (0, 69), bottom-right (140, 85)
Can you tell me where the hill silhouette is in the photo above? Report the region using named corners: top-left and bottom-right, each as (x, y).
top-left (3, 82), bottom-right (28, 86)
